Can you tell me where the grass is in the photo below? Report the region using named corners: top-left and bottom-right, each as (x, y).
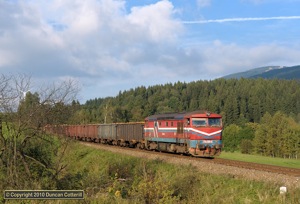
top-left (58, 142), bottom-right (300, 203)
top-left (3, 140), bottom-right (299, 204)
top-left (219, 151), bottom-right (300, 169)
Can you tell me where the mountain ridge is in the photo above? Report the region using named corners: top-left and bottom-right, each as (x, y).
top-left (222, 65), bottom-right (300, 79)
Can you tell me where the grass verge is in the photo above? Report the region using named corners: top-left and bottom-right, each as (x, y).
top-left (59, 142), bottom-right (300, 203)
top-left (3, 140), bottom-right (299, 204)
top-left (219, 151), bottom-right (300, 169)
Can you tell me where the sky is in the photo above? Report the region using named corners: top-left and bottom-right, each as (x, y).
top-left (1, 0), bottom-right (300, 103)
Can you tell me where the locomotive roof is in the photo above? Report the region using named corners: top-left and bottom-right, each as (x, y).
top-left (145, 110), bottom-right (221, 121)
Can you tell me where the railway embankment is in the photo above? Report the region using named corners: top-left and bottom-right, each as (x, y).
top-left (81, 142), bottom-right (300, 189)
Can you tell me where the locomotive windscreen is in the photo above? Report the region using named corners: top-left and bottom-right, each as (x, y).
top-left (191, 118), bottom-right (222, 127)
top-left (208, 118), bottom-right (221, 127)
top-left (191, 118), bottom-right (207, 127)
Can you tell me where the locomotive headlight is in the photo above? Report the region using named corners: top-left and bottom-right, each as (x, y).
top-left (206, 112), bottom-right (210, 116)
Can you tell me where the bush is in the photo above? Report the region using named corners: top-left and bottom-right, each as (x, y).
top-left (240, 139), bottom-right (253, 154)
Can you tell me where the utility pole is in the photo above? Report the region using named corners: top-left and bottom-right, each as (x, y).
top-left (104, 103), bottom-right (108, 124)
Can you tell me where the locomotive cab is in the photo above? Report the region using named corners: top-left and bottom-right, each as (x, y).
top-left (185, 111), bottom-right (223, 157)
top-left (144, 111), bottom-right (223, 157)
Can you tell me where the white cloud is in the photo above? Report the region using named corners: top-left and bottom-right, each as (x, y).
top-left (126, 0), bottom-right (182, 42)
top-left (197, 0), bottom-right (211, 8)
top-left (0, 0), bottom-right (184, 99)
top-left (196, 41), bottom-right (300, 77)
top-left (0, 0), bottom-right (300, 102)
top-left (183, 16), bottom-right (300, 24)
top-left (241, 0), bottom-right (265, 4)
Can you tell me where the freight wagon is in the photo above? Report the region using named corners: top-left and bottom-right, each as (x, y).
top-left (46, 111), bottom-right (223, 157)
top-left (64, 123), bottom-right (144, 146)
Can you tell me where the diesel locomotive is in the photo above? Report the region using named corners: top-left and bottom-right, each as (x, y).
top-left (46, 110), bottom-right (223, 157)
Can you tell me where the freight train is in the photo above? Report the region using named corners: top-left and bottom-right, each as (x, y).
top-left (46, 111), bottom-right (223, 157)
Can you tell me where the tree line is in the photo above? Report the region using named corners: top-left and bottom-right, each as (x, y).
top-left (223, 112), bottom-right (299, 159)
top-left (75, 78), bottom-right (300, 125)
top-left (70, 78), bottom-right (300, 159)
top-left (0, 74), bottom-right (299, 192)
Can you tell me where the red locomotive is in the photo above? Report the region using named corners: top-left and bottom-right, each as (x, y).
top-left (144, 111), bottom-right (222, 157)
top-left (46, 110), bottom-right (223, 157)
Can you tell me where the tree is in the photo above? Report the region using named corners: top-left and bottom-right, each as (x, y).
top-left (265, 112), bottom-right (287, 157)
top-left (240, 139), bottom-right (253, 154)
top-left (280, 117), bottom-right (300, 159)
top-left (252, 111), bottom-right (300, 158)
top-left (252, 112), bottom-right (272, 155)
top-left (0, 74), bottom-right (79, 189)
top-left (223, 124), bottom-right (241, 152)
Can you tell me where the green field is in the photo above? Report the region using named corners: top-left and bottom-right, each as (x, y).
top-left (219, 152), bottom-right (300, 169)
top-left (52, 141), bottom-right (300, 203)
top-left (1, 140), bottom-right (299, 203)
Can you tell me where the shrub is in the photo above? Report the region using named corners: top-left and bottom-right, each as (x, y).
top-left (240, 139), bottom-right (253, 154)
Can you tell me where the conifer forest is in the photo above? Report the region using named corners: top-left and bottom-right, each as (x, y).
top-left (75, 78), bottom-right (300, 159)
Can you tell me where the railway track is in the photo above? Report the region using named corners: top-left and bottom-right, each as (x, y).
top-left (80, 141), bottom-right (300, 178)
top-left (209, 157), bottom-right (300, 177)
top-left (154, 151), bottom-right (300, 177)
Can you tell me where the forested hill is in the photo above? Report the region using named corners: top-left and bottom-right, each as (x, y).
top-left (77, 78), bottom-right (300, 126)
top-left (251, 65), bottom-right (300, 79)
top-left (222, 65), bottom-right (300, 79)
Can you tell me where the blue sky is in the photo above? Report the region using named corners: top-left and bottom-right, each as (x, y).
top-left (1, 0), bottom-right (300, 103)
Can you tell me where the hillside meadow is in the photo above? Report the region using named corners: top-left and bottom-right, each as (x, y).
top-left (3, 140), bottom-right (299, 204)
